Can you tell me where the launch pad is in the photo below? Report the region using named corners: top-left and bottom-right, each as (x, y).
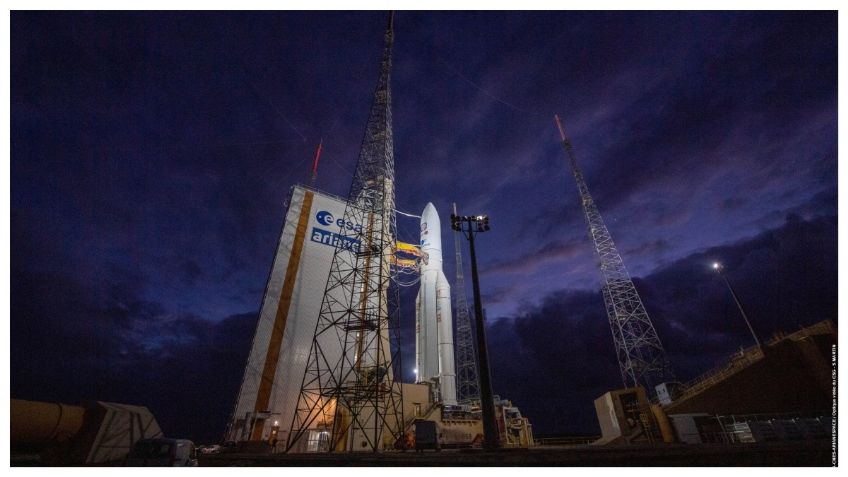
top-left (222, 12), bottom-right (833, 461)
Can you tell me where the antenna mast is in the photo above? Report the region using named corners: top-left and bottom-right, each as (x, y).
top-left (554, 114), bottom-right (674, 393)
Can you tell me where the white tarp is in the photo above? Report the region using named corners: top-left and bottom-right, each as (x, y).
top-left (228, 185), bottom-right (349, 446)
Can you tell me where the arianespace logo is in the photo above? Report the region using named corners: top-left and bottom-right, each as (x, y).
top-left (311, 210), bottom-right (363, 252)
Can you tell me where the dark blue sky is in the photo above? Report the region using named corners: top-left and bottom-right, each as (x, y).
top-left (11, 11), bottom-right (837, 442)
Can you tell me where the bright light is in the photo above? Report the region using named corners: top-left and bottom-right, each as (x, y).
top-left (413, 368), bottom-right (418, 374)
top-left (273, 420), bottom-right (279, 426)
top-left (712, 262), bottom-right (721, 270)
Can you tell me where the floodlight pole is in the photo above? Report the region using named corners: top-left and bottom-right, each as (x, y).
top-left (713, 263), bottom-right (762, 351)
top-left (452, 213), bottom-right (500, 450)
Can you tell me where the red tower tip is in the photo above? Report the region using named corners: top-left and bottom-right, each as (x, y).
top-left (554, 114), bottom-right (567, 142)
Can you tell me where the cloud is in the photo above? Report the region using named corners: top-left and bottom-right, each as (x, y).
top-left (10, 11), bottom-right (837, 441)
top-left (480, 284), bottom-right (522, 306)
top-left (10, 214), bottom-right (836, 441)
top-left (622, 239), bottom-right (671, 259)
top-left (485, 214), bottom-right (836, 436)
top-left (487, 288), bottom-right (621, 434)
top-left (11, 253), bottom-right (257, 444)
top-left (547, 13), bottom-right (837, 227)
top-left (481, 239), bottom-right (585, 276)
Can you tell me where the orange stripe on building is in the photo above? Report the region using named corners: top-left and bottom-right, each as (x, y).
top-left (251, 190), bottom-right (314, 440)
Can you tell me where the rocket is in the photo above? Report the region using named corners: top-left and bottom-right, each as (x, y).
top-left (415, 202), bottom-right (457, 405)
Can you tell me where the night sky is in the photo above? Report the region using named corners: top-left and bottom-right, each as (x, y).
top-left (11, 11), bottom-right (837, 443)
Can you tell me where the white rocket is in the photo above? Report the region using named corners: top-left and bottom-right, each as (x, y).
top-left (415, 202), bottom-right (457, 405)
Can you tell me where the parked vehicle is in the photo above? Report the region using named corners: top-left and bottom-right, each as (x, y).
top-left (200, 444), bottom-right (222, 455)
top-left (125, 438), bottom-right (198, 466)
top-left (221, 441), bottom-right (238, 453)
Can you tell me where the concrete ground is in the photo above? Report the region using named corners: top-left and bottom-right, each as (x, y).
top-left (202, 440), bottom-right (834, 466)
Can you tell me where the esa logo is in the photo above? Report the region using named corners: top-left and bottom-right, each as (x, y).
top-left (315, 210), bottom-right (363, 234)
top-left (316, 210), bottom-right (334, 226)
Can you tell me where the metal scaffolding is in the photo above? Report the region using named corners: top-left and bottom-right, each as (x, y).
top-left (452, 203), bottom-right (480, 404)
top-left (287, 14), bottom-right (403, 453)
top-left (554, 115), bottom-right (675, 394)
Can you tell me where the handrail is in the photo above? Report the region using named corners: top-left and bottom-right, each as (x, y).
top-left (674, 345), bottom-right (764, 401)
top-left (667, 319), bottom-right (835, 406)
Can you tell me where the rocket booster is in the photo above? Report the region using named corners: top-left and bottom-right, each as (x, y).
top-left (415, 202), bottom-right (457, 405)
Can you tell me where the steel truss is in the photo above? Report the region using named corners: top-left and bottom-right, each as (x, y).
top-left (287, 15), bottom-right (403, 453)
top-left (555, 115), bottom-right (675, 394)
top-left (452, 204), bottom-right (480, 403)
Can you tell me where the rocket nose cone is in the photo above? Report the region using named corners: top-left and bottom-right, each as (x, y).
top-left (420, 202), bottom-right (442, 256)
top-left (421, 203), bottom-right (440, 228)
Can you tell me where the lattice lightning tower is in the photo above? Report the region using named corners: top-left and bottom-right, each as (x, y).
top-left (287, 14), bottom-right (403, 453)
top-left (451, 204), bottom-right (480, 403)
top-left (554, 115), bottom-right (674, 394)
